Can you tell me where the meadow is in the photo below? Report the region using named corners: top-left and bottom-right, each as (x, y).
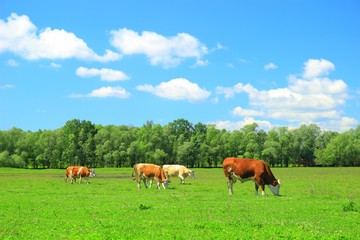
top-left (0, 167), bottom-right (359, 240)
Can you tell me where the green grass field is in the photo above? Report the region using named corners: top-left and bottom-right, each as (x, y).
top-left (1, 167), bottom-right (359, 239)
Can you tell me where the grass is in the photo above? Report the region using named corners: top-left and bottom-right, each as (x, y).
top-left (0, 167), bottom-right (359, 239)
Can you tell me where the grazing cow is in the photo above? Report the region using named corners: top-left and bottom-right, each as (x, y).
top-left (162, 164), bottom-right (195, 184)
top-left (222, 157), bottom-right (280, 196)
top-left (64, 166), bottom-right (77, 183)
top-left (64, 166), bottom-right (96, 184)
top-left (132, 163), bottom-right (168, 189)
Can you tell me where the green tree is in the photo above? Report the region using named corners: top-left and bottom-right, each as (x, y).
top-left (262, 129), bottom-right (280, 166)
top-left (62, 119), bottom-right (97, 167)
top-left (292, 124), bottom-right (321, 166)
top-left (177, 141), bottom-right (197, 167)
top-left (241, 123), bottom-right (261, 159)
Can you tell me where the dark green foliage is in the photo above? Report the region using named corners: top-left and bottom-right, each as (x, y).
top-left (0, 119), bottom-right (359, 168)
top-left (343, 201), bottom-right (357, 212)
top-left (139, 204), bottom-right (151, 210)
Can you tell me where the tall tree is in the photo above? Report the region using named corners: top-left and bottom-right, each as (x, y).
top-left (292, 124), bottom-right (321, 166)
top-left (262, 129), bottom-right (280, 166)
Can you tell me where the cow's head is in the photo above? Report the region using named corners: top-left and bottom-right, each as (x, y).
top-left (162, 179), bottom-right (169, 189)
top-left (90, 169), bottom-right (96, 177)
top-left (189, 170), bottom-right (195, 179)
top-left (267, 179), bottom-right (281, 196)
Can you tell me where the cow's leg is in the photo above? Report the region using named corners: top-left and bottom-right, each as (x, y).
top-left (254, 176), bottom-right (265, 195)
top-left (156, 180), bottom-right (161, 190)
top-left (136, 177), bottom-right (141, 189)
top-left (86, 177), bottom-right (89, 184)
top-left (260, 185), bottom-right (266, 195)
top-left (179, 176), bottom-right (185, 184)
top-left (148, 179), bottom-right (153, 188)
top-left (227, 179), bottom-right (234, 195)
top-left (78, 176), bottom-right (82, 184)
top-left (142, 176), bottom-right (148, 189)
top-left (254, 183), bottom-right (259, 195)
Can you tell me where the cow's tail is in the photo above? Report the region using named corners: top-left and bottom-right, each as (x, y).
top-left (224, 166), bottom-right (235, 181)
top-left (132, 164), bottom-right (137, 180)
top-left (225, 166), bottom-right (233, 174)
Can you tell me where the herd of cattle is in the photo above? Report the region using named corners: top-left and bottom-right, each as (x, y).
top-left (64, 157), bottom-right (281, 196)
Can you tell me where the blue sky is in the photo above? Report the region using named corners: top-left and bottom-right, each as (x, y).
top-left (1, 0), bottom-right (359, 132)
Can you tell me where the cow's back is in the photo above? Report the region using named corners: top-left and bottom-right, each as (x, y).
top-left (78, 167), bottom-right (91, 177)
top-left (163, 165), bottom-right (179, 176)
top-left (223, 157), bottom-right (280, 195)
top-left (136, 163), bottom-right (165, 179)
top-left (133, 163), bottom-right (168, 189)
top-left (223, 158), bottom-right (257, 178)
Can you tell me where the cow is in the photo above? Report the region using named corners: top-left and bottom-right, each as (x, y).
top-left (64, 166), bottom-right (96, 184)
top-left (162, 164), bottom-right (195, 184)
top-left (132, 163), bottom-right (168, 189)
top-left (222, 157), bottom-right (280, 196)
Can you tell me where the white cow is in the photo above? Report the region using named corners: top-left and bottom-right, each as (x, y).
top-left (162, 164), bottom-right (195, 184)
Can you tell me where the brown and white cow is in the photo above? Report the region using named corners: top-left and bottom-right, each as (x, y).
top-left (222, 157), bottom-right (280, 196)
top-left (132, 163), bottom-right (168, 189)
top-left (162, 164), bottom-right (195, 184)
top-left (64, 166), bottom-right (96, 184)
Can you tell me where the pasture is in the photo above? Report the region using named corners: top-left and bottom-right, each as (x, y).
top-left (1, 167), bottom-right (359, 239)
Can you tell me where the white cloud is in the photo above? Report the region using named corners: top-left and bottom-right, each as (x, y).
top-left (216, 83), bottom-right (257, 98)
top-left (110, 28), bottom-right (208, 68)
top-left (0, 13), bottom-right (121, 62)
top-left (210, 117), bottom-right (272, 131)
top-left (226, 63), bottom-right (234, 68)
top-left (303, 58), bottom-right (335, 79)
top-left (215, 86), bottom-right (236, 98)
top-left (136, 78), bottom-right (211, 102)
top-left (192, 58), bottom-right (209, 68)
top-left (50, 62), bottom-right (61, 68)
top-left (210, 43), bottom-right (226, 52)
top-left (264, 62), bottom-right (278, 71)
top-left (268, 110), bottom-right (340, 122)
top-left (289, 75), bottom-right (347, 95)
top-left (231, 106), bottom-right (264, 117)
top-left (69, 86), bottom-right (130, 98)
top-left (216, 58), bottom-right (349, 126)
top-left (76, 67), bottom-right (130, 81)
top-left (6, 59), bottom-right (19, 67)
top-left (319, 117), bottom-right (358, 132)
top-left (0, 84), bottom-right (15, 89)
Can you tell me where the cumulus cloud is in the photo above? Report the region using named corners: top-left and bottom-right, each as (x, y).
top-left (231, 106), bottom-right (264, 117)
top-left (303, 58), bottom-right (335, 79)
top-left (69, 86), bottom-right (130, 98)
top-left (264, 62), bottom-right (278, 71)
top-left (216, 83), bottom-right (257, 98)
top-left (209, 117), bottom-right (272, 131)
top-left (110, 28), bottom-right (208, 68)
top-left (76, 67), bottom-right (130, 81)
top-left (0, 13), bottom-right (121, 62)
top-left (216, 59), bottom-right (351, 128)
top-left (136, 78), bottom-right (211, 102)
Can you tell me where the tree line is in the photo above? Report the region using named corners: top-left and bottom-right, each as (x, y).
top-left (0, 118), bottom-right (359, 168)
